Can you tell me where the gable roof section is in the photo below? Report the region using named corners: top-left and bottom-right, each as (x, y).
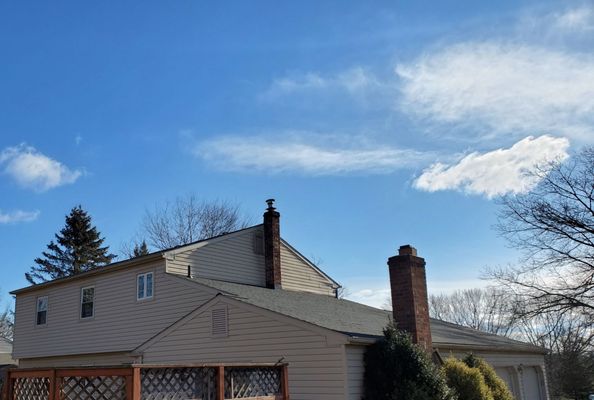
top-left (280, 239), bottom-right (340, 288)
top-left (176, 275), bottom-right (546, 354)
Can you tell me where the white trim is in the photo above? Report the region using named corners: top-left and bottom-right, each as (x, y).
top-left (80, 286), bottom-right (95, 319)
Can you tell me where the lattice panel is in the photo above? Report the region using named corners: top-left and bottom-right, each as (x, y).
top-left (61, 376), bottom-right (126, 400)
top-left (140, 368), bottom-right (217, 400)
top-left (13, 377), bottom-right (50, 400)
top-left (224, 368), bottom-right (281, 399)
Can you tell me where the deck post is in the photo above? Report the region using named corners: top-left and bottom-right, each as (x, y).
top-left (48, 369), bottom-right (57, 400)
top-left (281, 365), bottom-right (289, 400)
top-left (1, 370), bottom-right (9, 400)
top-left (6, 372), bottom-right (13, 400)
top-left (217, 366), bottom-right (224, 400)
top-left (132, 368), bottom-right (141, 400)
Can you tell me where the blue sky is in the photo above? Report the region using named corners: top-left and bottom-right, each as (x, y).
top-left (2, 0), bottom-right (594, 308)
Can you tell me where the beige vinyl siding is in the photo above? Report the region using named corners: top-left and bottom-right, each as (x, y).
top-left (13, 261), bottom-right (214, 359)
top-left (166, 227), bottom-right (266, 286)
top-left (280, 244), bottom-right (335, 296)
top-left (346, 345), bottom-right (366, 400)
top-left (142, 301), bottom-right (347, 400)
top-left (18, 352), bottom-right (138, 368)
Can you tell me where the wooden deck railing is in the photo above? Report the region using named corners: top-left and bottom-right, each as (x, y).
top-left (1, 364), bottom-right (289, 400)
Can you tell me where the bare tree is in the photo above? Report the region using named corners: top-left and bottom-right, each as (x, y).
top-left (428, 288), bottom-right (518, 337)
top-left (0, 290), bottom-right (13, 341)
top-left (516, 311), bottom-right (594, 399)
top-left (491, 147), bottom-right (594, 319)
top-left (141, 195), bottom-right (251, 249)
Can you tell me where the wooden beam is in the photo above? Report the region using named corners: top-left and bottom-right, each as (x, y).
top-left (217, 366), bottom-right (225, 400)
top-left (281, 365), bottom-right (290, 400)
top-left (132, 368), bottom-right (141, 400)
top-left (56, 368), bottom-right (133, 378)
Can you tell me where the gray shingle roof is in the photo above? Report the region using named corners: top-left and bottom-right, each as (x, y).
top-left (185, 276), bottom-right (545, 354)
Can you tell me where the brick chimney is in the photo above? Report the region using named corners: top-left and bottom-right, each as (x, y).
top-left (263, 199), bottom-right (282, 289)
top-left (388, 245), bottom-right (433, 351)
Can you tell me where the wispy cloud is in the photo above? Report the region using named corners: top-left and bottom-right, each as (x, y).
top-left (194, 134), bottom-right (431, 175)
top-left (553, 6), bottom-right (594, 32)
top-left (413, 135), bottom-right (569, 198)
top-left (396, 42), bottom-right (594, 142)
top-left (262, 67), bottom-right (384, 99)
top-left (0, 209), bottom-right (40, 224)
top-left (0, 144), bottom-right (82, 192)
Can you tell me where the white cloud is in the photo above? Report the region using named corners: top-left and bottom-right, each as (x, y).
top-left (553, 6), bottom-right (594, 32)
top-left (0, 209), bottom-right (40, 224)
top-left (396, 42), bottom-right (594, 142)
top-left (413, 135), bottom-right (570, 198)
top-left (0, 144), bottom-right (82, 192)
top-left (194, 134), bottom-right (430, 175)
top-left (263, 67), bottom-right (382, 98)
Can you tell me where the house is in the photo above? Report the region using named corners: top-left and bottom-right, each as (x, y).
top-left (10, 200), bottom-right (549, 400)
top-left (0, 338), bottom-right (14, 366)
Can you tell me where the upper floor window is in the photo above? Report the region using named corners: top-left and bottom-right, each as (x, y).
top-left (36, 296), bottom-right (48, 325)
top-left (81, 286), bottom-right (95, 319)
top-left (137, 272), bottom-right (153, 300)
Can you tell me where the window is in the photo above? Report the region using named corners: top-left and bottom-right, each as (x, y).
top-left (36, 296), bottom-right (48, 325)
top-left (137, 272), bottom-right (154, 300)
top-left (81, 286), bottom-right (94, 319)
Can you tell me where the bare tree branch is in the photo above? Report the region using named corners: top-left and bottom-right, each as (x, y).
top-left (141, 195), bottom-right (251, 250)
top-left (491, 147), bottom-right (594, 319)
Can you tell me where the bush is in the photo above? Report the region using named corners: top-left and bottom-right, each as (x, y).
top-left (443, 358), bottom-right (494, 400)
top-left (363, 325), bottom-right (455, 400)
top-left (463, 354), bottom-right (514, 400)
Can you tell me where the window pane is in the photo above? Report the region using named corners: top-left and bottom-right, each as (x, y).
top-left (81, 303), bottom-right (93, 318)
top-left (138, 275), bottom-right (145, 299)
top-left (37, 310), bottom-right (47, 325)
top-left (146, 273), bottom-right (153, 297)
top-left (37, 297), bottom-right (48, 312)
top-left (82, 288), bottom-right (94, 303)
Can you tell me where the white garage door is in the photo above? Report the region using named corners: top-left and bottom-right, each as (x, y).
top-left (494, 367), bottom-right (515, 395)
top-left (522, 366), bottom-right (542, 400)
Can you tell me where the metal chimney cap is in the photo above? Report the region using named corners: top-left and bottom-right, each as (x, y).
top-left (266, 199), bottom-right (276, 210)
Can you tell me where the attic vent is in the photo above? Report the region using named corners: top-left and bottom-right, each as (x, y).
top-left (211, 307), bottom-right (228, 337)
top-left (253, 230), bottom-right (264, 255)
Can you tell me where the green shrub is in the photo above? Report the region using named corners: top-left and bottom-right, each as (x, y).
top-left (363, 325), bottom-right (455, 400)
top-left (443, 358), bottom-right (494, 400)
top-left (463, 354), bottom-right (514, 400)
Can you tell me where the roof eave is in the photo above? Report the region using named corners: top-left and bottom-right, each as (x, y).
top-left (10, 252), bottom-right (165, 295)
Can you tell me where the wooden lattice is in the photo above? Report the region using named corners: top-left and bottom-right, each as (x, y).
top-left (140, 368), bottom-right (217, 400)
top-left (61, 376), bottom-right (126, 400)
top-left (12, 377), bottom-right (50, 400)
top-left (224, 368), bottom-right (280, 399)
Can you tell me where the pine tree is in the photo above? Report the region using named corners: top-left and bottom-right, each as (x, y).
top-left (133, 240), bottom-right (150, 257)
top-left (25, 206), bottom-right (116, 284)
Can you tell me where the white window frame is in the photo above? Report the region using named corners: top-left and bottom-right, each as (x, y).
top-left (36, 296), bottom-right (48, 326)
top-left (137, 272), bottom-right (154, 301)
top-left (80, 286), bottom-right (95, 319)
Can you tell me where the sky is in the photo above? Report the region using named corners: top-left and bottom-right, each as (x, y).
top-left (1, 0), bottom-right (594, 308)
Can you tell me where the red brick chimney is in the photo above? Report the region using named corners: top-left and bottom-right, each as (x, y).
top-left (263, 199), bottom-right (282, 289)
top-left (388, 245), bottom-right (433, 351)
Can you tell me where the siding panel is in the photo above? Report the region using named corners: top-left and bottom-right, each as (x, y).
top-left (13, 261), bottom-right (214, 359)
top-left (142, 302), bottom-right (346, 400)
top-left (280, 244), bottom-right (335, 296)
top-left (167, 227), bottom-right (266, 286)
top-left (346, 345), bottom-right (366, 400)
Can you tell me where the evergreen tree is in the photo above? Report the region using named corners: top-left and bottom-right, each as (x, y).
top-left (364, 325), bottom-right (455, 400)
top-left (133, 240), bottom-right (150, 257)
top-left (25, 206), bottom-right (116, 284)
